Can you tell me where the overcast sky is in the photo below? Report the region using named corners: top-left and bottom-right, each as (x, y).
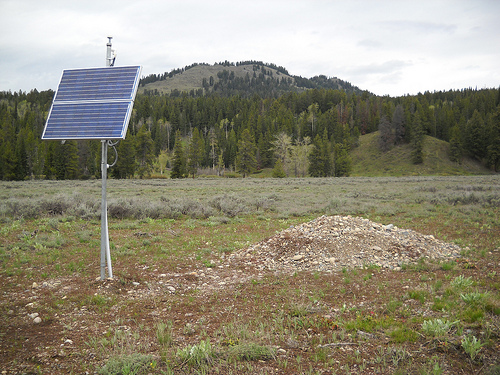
top-left (1, 0), bottom-right (499, 97)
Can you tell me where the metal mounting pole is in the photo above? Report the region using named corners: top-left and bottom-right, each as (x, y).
top-left (100, 140), bottom-right (113, 280)
top-left (101, 37), bottom-right (115, 280)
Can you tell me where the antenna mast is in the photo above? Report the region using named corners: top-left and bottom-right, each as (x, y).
top-left (106, 37), bottom-right (116, 67)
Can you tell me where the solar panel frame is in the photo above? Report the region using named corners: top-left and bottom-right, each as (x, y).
top-left (42, 65), bottom-right (142, 140)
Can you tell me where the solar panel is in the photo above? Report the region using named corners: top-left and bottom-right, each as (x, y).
top-left (42, 65), bottom-right (142, 140)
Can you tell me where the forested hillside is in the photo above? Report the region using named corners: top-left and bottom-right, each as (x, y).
top-left (139, 61), bottom-right (362, 98)
top-left (1, 66), bottom-right (499, 181)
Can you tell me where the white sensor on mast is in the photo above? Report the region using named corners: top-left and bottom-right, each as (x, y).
top-left (106, 37), bottom-right (116, 67)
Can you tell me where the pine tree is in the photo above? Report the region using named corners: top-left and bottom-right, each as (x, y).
top-left (170, 130), bottom-right (186, 178)
top-left (135, 126), bottom-right (154, 178)
top-left (392, 104), bottom-right (405, 145)
top-left (378, 115), bottom-right (393, 152)
top-left (465, 110), bottom-right (487, 161)
top-left (236, 128), bottom-right (257, 177)
top-left (186, 127), bottom-right (204, 178)
top-left (0, 114), bottom-right (18, 180)
top-left (43, 142), bottom-right (56, 179)
top-left (487, 109), bottom-right (500, 171)
top-left (321, 130), bottom-right (333, 176)
top-left (334, 142), bottom-right (352, 177)
top-left (411, 112), bottom-right (425, 164)
top-left (308, 134), bottom-right (325, 177)
top-left (114, 135), bottom-right (136, 178)
top-left (448, 125), bottom-right (463, 163)
top-left (64, 140), bottom-right (79, 179)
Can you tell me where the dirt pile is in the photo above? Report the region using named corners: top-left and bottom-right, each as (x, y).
top-left (232, 215), bottom-right (462, 273)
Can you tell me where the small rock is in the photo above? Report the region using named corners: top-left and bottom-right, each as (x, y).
top-left (32, 282), bottom-right (39, 288)
top-left (33, 317), bottom-right (42, 324)
top-left (132, 282), bottom-right (140, 286)
top-left (292, 255), bottom-right (303, 261)
top-left (167, 286), bottom-right (176, 292)
top-left (28, 313), bottom-right (39, 319)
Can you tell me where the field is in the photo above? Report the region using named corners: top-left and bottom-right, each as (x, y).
top-left (1, 176), bottom-right (499, 374)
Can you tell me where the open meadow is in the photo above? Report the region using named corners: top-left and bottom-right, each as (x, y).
top-left (1, 176), bottom-right (499, 374)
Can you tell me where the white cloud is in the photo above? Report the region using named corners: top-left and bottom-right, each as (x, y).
top-left (0, 0), bottom-right (499, 96)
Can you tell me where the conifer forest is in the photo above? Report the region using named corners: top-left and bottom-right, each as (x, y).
top-left (1, 63), bottom-right (499, 181)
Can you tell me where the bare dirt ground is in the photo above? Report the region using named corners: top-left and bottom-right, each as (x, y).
top-left (1, 214), bottom-right (499, 374)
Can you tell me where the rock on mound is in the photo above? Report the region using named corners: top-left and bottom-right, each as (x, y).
top-left (231, 215), bottom-right (461, 273)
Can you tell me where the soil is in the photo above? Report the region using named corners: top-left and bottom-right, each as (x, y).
top-left (1, 215), bottom-right (499, 374)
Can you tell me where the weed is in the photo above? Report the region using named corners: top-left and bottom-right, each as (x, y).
top-left (460, 308), bottom-right (485, 323)
top-left (440, 261), bottom-right (455, 271)
top-left (461, 335), bottom-right (484, 361)
top-left (421, 319), bottom-right (459, 337)
top-left (388, 346), bottom-right (411, 367)
top-left (486, 365), bottom-right (500, 375)
top-left (288, 303), bottom-right (310, 317)
top-left (177, 339), bottom-right (216, 368)
top-left (226, 342), bottom-right (276, 361)
top-left (156, 320), bottom-right (174, 347)
top-left (389, 326), bottom-right (419, 343)
top-left (98, 353), bottom-right (154, 375)
top-left (460, 291), bottom-right (490, 306)
top-left (408, 289), bottom-right (428, 303)
top-left (451, 275), bottom-right (474, 289)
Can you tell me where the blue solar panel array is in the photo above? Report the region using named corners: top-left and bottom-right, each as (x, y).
top-left (42, 65), bottom-right (141, 140)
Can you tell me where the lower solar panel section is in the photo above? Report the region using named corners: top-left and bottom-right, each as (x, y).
top-left (42, 101), bottom-right (133, 140)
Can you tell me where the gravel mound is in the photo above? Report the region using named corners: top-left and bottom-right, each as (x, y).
top-left (231, 215), bottom-right (462, 272)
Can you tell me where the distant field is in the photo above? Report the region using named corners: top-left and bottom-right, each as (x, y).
top-left (1, 175), bottom-right (499, 220)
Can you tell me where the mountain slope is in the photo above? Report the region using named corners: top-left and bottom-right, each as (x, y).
top-left (140, 62), bottom-right (363, 97)
top-left (350, 132), bottom-right (492, 176)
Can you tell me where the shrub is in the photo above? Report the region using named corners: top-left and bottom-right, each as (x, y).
top-left (210, 194), bottom-right (248, 217)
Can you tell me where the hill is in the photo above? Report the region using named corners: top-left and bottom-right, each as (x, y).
top-left (139, 61), bottom-right (364, 97)
top-left (350, 132), bottom-right (492, 176)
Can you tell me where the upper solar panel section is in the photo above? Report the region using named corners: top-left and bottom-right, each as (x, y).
top-left (54, 66), bottom-right (140, 102)
top-left (42, 65), bottom-right (142, 140)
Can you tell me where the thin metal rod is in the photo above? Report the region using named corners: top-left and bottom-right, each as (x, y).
top-left (100, 140), bottom-right (113, 279)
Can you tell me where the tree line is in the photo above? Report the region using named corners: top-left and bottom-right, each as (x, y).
top-left (1, 85), bottom-right (499, 181)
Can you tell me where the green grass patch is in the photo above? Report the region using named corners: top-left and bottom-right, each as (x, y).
top-left (389, 326), bottom-right (419, 343)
